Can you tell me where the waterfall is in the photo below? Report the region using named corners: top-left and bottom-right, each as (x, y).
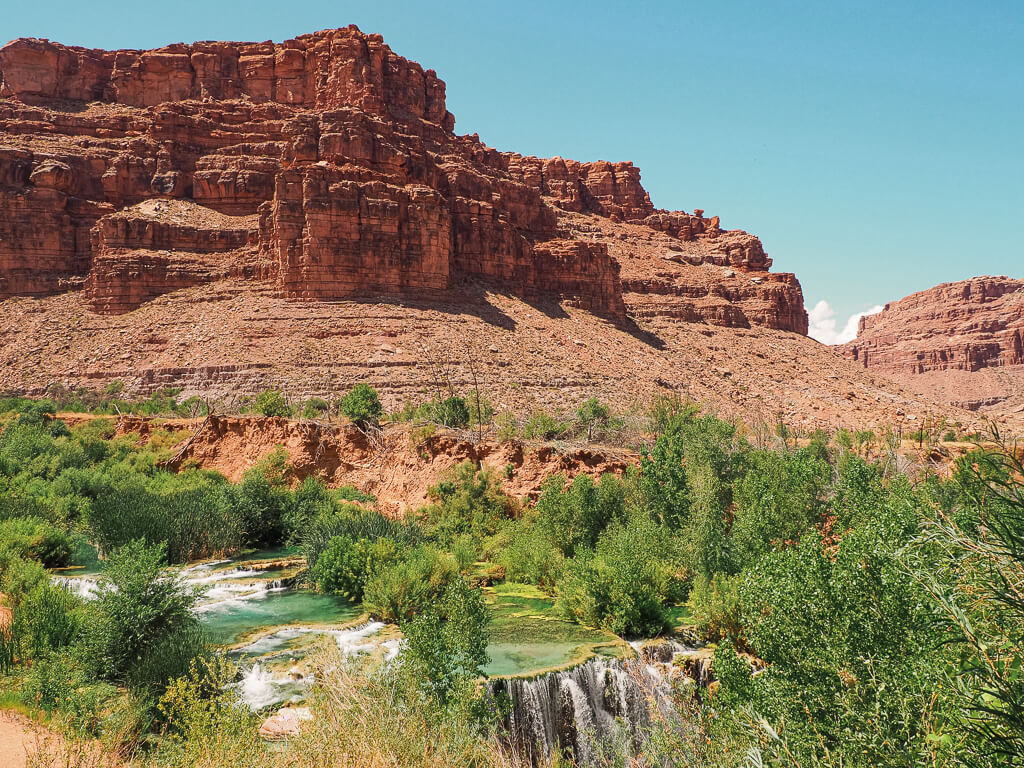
top-left (490, 643), bottom-right (714, 766)
top-left (51, 575), bottom-right (102, 600)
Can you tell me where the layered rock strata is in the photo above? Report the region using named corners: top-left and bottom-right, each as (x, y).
top-left (0, 27), bottom-right (805, 331)
top-left (842, 276), bottom-right (1024, 419)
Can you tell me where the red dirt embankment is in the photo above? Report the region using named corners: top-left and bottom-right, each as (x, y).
top-left (126, 415), bottom-right (633, 515)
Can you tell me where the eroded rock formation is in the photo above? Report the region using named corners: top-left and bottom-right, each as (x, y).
top-left (0, 26), bottom-right (806, 331)
top-left (842, 276), bottom-right (1024, 419)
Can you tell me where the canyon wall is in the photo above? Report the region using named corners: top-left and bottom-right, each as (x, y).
top-left (0, 26), bottom-right (806, 331)
top-left (844, 277), bottom-right (1024, 374)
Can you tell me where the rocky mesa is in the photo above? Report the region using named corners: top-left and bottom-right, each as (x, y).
top-left (0, 27), bottom-right (979, 431)
top-left (0, 27), bottom-right (801, 327)
top-left (842, 276), bottom-right (1024, 423)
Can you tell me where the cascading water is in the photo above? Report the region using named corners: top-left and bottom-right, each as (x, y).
top-left (490, 641), bottom-right (712, 766)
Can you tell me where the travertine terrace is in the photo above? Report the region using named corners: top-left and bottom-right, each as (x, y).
top-left (0, 27), bottom-right (982, 430)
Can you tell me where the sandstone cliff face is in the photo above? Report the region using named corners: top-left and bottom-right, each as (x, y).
top-left (841, 277), bottom-right (1024, 419)
top-left (844, 277), bottom-right (1024, 374)
top-left (0, 26), bottom-right (805, 331)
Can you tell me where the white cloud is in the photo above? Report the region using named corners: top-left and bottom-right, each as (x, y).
top-left (807, 300), bottom-right (883, 345)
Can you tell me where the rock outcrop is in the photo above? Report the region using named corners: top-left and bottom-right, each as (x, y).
top-left (844, 277), bottom-right (1024, 374)
top-left (842, 276), bottom-right (1024, 420)
top-left (0, 26), bottom-right (805, 330)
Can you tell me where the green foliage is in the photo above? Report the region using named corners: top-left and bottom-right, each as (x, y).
top-left (399, 579), bottom-right (490, 706)
top-left (21, 581), bottom-right (83, 658)
top-left (731, 491), bottom-right (943, 766)
top-left (86, 540), bottom-right (206, 690)
top-left (231, 454), bottom-right (291, 547)
top-left (492, 519), bottom-right (565, 591)
top-left (534, 472), bottom-right (626, 558)
top-left (422, 462), bottom-right (516, 545)
top-left (311, 534), bottom-right (401, 601)
top-left (0, 517), bottom-right (72, 567)
top-left (556, 515), bottom-right (675, 635)
top-left (363, 545), bottom-right (459, 622)
top-left (157, 656), bottom-right (263, 766)
top-left (576, 397), bottom-right (611, 440)
top-left (88, 472), bottom-right (241, 563)
top-left (689, 571), bottom-right (742, 642)
top-left (428, 396), bottom-right (471, 428)
top-left (914, 443), bottom-right (1024, 764)
top-left (300, 397), bottom-right (330, 419)
top-left (302, 504), bottom-right (420, 572)
top-left (252, 389), bottom-right (292, 418)
top-left (729, 447), bottom-right (828, 570)
top-left (339, 384), bottom-right (383, 427)
top-left (522, 410), bottom-right (569, 440)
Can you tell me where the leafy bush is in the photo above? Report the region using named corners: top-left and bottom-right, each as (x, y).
top-left (522, 411), bottom-right (569, 440)
top-left (89, 475), bottom-right (241, 563)
top-left (0, 517), bottom-right (73, 567)
top-left (300, 397), bottom-right (330, 419)
top-left (534, 473), bottom-right (626, 558)
top-left (689, 571), bottom-right (742, 642)
top-left (493, 520), bottom-right (564, 591)
top-left (85, 540), bottom-right (206, 689)
top-left (311, 534), bottom-right (401, 601)
top-left (556, 515), bottom-right (675, 636)
top-left (729, 447), bottom-right (828, 570)
top-left (399, 579), bottom-right (490, 705)
top-left (21, 581), bottom-right (83, 657)
top-left (339, 384), bottom-right (383, 427)
top-left (303, 505), bottom-right (420, 572)
top-left (252, 389), bottom-right (292, 418)
top-left (422, 462), bottom-right (516, 545)
top-left (427, 397), bottom-right (471, 429)
top-left (363, 545), bottom-right (459, 622)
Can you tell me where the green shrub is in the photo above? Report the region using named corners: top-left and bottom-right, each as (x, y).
top-left (729, 447), bottom-right (828, 570)
top-left (689, 571), bottom-right (742, 642)
top-left (301, 397), bottom-right (330, 419)
top-left (363, 545), bottom-right (459, 622)
top-left (556, 515), bottom-right (675, 636)
top-left (21, 581), bottom-right (83, 657)
top-left (522, 411), bottom-right (568, 440)
top-left (312, 534), bottom-right (401, 601)
top-left (399, 579), bottom-right (490, 706)
top-left (86, 540), bottom-right (206, 689)
top-left (339, 384), bottom-right (383, 427)
top-left (0, 517), bottom-right (73, 567)
top-left (303, 505), bottom-right (420, 571)
top-left (495, 520), bottom-right (565, 591)
top-left (534, 473), bottom-right (626, 558)
top-left (422, 462), bottom-right (516, 545)
top-left (252, 389), bottom-right (292, 418)
top-left (427, 397), bottom-right (471, 429)
top-left (942, 429), bottom-right (957, 442)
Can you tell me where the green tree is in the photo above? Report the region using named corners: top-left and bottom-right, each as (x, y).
top-left (399, 579), bottom-right (490, 706)
top-left (576, 397), bottom-right (610, 440)
top-left (252, 389), bottom-right (292, 418)
top-left (340, 384), bottom-right (383, 427)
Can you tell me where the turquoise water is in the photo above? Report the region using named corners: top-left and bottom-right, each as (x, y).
top-left (199, 590), bottom-right (362, 646)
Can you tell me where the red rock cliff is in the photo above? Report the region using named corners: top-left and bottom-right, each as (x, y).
top-left (843, 277), bottom-right (1024, 374)
top-left (0, 26), bottom-right (806, 332)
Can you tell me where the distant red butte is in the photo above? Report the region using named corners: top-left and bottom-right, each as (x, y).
top-left (843, 276), bottom-right (1024, 424)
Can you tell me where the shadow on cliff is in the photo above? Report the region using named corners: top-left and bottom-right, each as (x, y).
top-left (348, 288), bottom-right (519, 331)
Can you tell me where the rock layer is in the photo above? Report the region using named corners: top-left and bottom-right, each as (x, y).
top-left (842, 276), bottom-right (1024, 420)
top-left (0, 26), bottom-right (805, 331)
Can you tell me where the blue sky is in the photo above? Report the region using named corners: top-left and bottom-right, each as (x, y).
top-left (5, 1), bottom-right (1022, 342)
